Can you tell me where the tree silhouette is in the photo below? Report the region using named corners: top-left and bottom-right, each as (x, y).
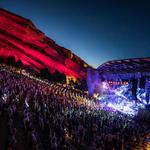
top-left (15, 59), bottom-right (23, 68)
top-left (0, 57), bottom-right (4, 64)
top-left (52, 70), bottom-right (66, 83)
top-left (60, 72), bottom-right (66, 84)
top-left (40, 68), bottom-right (52, 80)
top-left (6, 56), bottom-right (16, 66)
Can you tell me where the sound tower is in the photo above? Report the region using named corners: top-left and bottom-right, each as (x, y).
top-left (132, 79), bottom-right (138, 100)
top-left (139, 77), bottom-right (146, 89)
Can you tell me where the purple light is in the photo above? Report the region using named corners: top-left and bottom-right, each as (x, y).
top-left (102, 82), bottom-right (109, 89)
top-left (97, 85), bottom-right (145, 115)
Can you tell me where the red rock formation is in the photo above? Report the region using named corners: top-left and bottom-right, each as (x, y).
top-left (0, 8), bottom-right (89, 79)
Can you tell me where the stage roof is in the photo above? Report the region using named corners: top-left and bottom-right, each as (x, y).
top-left (97, 57), bottom-right (150, 74)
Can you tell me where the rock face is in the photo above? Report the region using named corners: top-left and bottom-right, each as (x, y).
top-left (0, 8), bottom-right (89, 79)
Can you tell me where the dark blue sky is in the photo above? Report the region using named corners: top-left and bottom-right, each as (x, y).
top-left (0, 0), bottom-right (150, 67)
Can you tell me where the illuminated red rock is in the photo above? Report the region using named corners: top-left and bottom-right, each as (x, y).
top-left (0, 8), bottom-right (90, 79)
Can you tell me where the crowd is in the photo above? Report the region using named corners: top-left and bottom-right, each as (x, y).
top-left (0, 66), bottom-right (150, 150)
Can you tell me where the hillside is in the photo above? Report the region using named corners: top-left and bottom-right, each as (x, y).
top-left (0, 8), bottom-right (90, 79)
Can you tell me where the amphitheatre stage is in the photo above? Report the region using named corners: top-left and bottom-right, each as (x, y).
top-left (87, 57), bottom-right (150, 115)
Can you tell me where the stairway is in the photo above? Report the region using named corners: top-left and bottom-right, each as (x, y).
top-left (143, 133), bottom-right (150, 150)
top-left (133, 133), bottom-right (150, 150)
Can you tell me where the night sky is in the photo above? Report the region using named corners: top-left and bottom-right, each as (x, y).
top-left (0, 0), bottom-right (150, 67)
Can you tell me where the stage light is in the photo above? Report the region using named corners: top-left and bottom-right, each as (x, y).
top-left (102, 82), bottom-right (109, 90)
top-left (136, 88), bottom-right (147, 104)
top-left (97, 84), bottom-right (145, 116)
